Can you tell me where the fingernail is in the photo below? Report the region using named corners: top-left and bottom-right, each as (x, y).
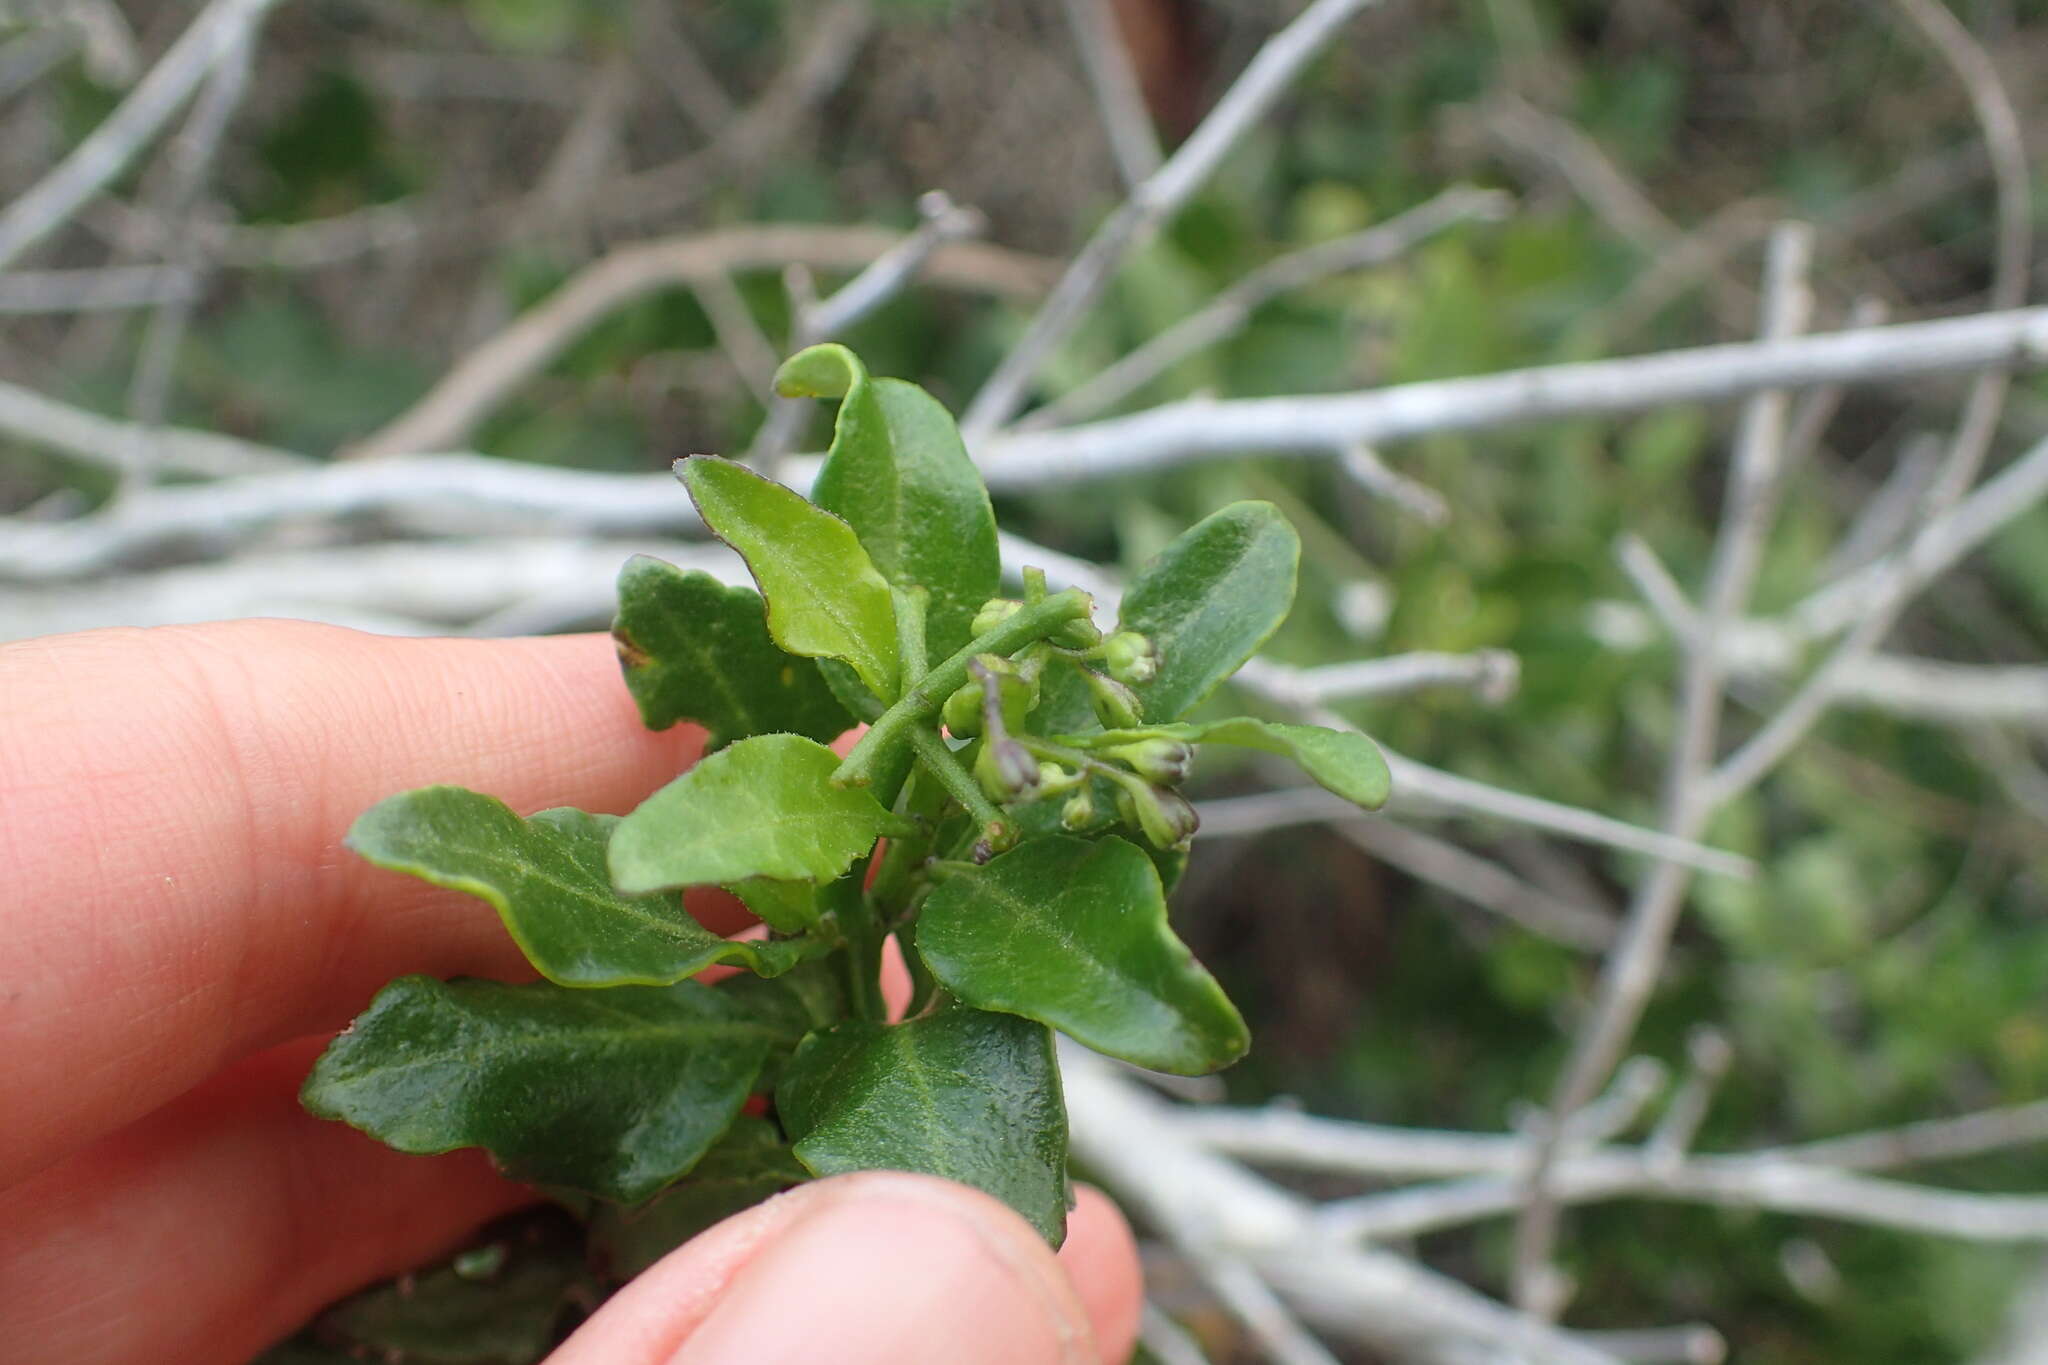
top-left (669, 1178), bottom-right (1092, 1365)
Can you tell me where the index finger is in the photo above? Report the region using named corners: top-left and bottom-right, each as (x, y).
top-left (0, 620), bottom-right (741, 1185)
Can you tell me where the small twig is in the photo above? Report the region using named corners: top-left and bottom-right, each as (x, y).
top-left (123, 21), bottom-right (256, 493)
top-left (964, 0), bottom-right (1382, 436)
top-left (690, 272), bottom-right (781, 406)
top-left (0, 266), bottom-right (194, 314)
top-left (1140, 1302), bottom-right (1214, 1365)
top-left (1613, 534), bottom-right (1697, 644)
top-left (747, 192), bottom-right (989, 467)
top-left (0, 0), bottom-right (285, 272)
top-left (1198, 1258), bottom-right (1345, 1365)
top-left (1059, 0), bottom-right (1164, 191)
top-left (625, 0), bottom-right (736, 140)
top-left (1514, 222), bottom-right (1815, 1316)
top-left (1780, 297), bottom-right (1889, 468)
top-left (1025, 187), bottom-right (1510, 430)
top-left (1336, 445), bottom-right (1452, 527)
top-left (1818, 432), bottom-right (1944, 581)
top-left (1248, 649), bottom-right (1520, 706)
top-left (342, 222), bottom-right (1046, 459)
top-left (1646, 1027), bottom-right (1733, 1173)
top-left (1574, 1326), bottom-right (1726, 1365)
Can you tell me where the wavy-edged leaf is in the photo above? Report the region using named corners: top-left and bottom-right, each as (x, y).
top-left (679, 455), bottom-right (899, 700)
top-left (917, 835), bottom-right (1246, 1075)
top-left (589, 1119), bottom-right (810, 1278)
top-left (783, 344), bottom-right (1001, 660)
top-left (612, 556), bottom-right (851, 749)
top-left (777, 1007), bottom-right (1068, 1244)
top-left (1119, 502), bottom-right (1299, 721)
top-left (610, 734), bottom-right (906, 895)
top-left (302, 976), bottom-right (775, 1202)
top-left (1091, 718), bottom-right (1390, 809)
top-left (348, 788), bottom-right (816, 987)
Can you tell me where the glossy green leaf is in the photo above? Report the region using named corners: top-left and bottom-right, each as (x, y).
top-left (348, 789), bottom-right (816, 987)
top-left (1118, 502), bottom-right (1300, 721)
top-left (777, 1008), bottom-right (1069, 1244)
top-left (611, 556), bottom-right (851, 749)
top-left (785, 344), bottom-right (1001, 660)
top-left (589, 1119), bottom-right (810, 1278)
top-left (679, 455), bottom-right (900, 700)
top-left (610, 734), bottom-right (906, 894)
top-left (302, 976), bottom-right (776, 1203)
top-left (313, 1226), bottom-right (585, 1364)
top-left (917, 836), bottom-right (1247, 1075)
top-left (727, 877), bottom-right (822, 934)
top-left (1092, 718), bottom-right (1391, 809)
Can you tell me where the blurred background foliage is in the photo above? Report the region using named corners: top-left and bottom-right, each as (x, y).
top-left (8, 1), bottom-right (2048, 1361)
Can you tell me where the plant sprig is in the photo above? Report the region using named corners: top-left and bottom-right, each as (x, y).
top-left (300, 342), bottom-right (1391, 1254)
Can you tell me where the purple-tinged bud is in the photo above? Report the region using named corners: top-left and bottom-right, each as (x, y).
top-left (1106, 736), bottom-right (1194, 787)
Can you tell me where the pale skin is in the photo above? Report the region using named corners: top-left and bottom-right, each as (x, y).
top-left (0, 620), bottom-right (1145, 1365)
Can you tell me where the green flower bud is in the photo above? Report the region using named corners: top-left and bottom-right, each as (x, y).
top-left (1052, 615), bottom-right (1103, 650)
top-left (1060, 787), bottom-right (1097, 831)
top-left (1084, 670), bottom-right (1144, 729)
top-left (1034, 762), bottom-right (1083, 797)
top-left (1103, 630), bottom-right (1160, 686)
top-left (971, 598), bottom-right (1023, 638)
top-left (1115, 780), bottom-right (1198, 850)
top-left (942, 681), bottom-right (986, 737)
top-left (967, 655), bottom-right (1034, 732)
top-left (1106, 736), bottom-right (1194, 787)
top-left (973, 736), bottom-right (1041, 803)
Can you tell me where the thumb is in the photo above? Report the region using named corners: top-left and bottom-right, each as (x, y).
top-left (545, 1171), bottom-right (1112, 1365)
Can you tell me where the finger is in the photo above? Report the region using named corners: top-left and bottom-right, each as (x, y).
top-left (0, 1037), bottom-right (529, 1365)
top-left (0, 621), bottom-right (749, 1184)
top-left (547, 1171), bottom-right (1114, 1365)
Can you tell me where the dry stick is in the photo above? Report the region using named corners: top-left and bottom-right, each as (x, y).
top-left (342, 223), bottom-right (1049, 459)
top-left (1059, 1044), bottom-right (1626, 1365)
top-left (1249, 648), bottom-right (1520, 706)
top-left (1338, 444), bottom-right (1451, 525)
top-left (977, 305), bottom-right (2048, 486)
top-left (1139, 1304), bottom-right (1214, 1365)
top-left (1022, 186), bottom-right (1512, 430)
top-left (625, 0), bottom-right (736, 140)
top-left (1197, 792), bottom-right (1619, 950)
top-left (745, 192), bottom-right (989, 468)
top-left (962, 0), bottom-right (1380, 437)
top-left (123, 24), bottom-right (255, 496)
top-left (1059, 0), bottom-right (1164, 191)
top-left (1701, 0), bottom-right (2035, 806)
top-left (1511, 223), bottom-right (1816, 1318)
top-left (0, 266), bottom-right (195, 314)
top-left (0, 0), bottom-right (284, 272)
top-left (690, 271), bottom-right (782, 406)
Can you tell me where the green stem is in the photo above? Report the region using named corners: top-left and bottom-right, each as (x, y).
top-left (891, 585), bottom-right (929, 691)
top-left (907, 727), bottom-right (1009, 845)
top-left (834, 588), bottom-right (1091, 788)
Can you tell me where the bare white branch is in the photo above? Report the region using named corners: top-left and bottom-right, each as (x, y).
top-left (1059, 0), bottom-right (1163, 191)
top-left (0, 0), bottom-right (285, 272)
top-left (964, 0), bottom-right (1382, 436)
top-left (1337, 444), bottom-right (1452, 526)
top-left (1023, 187), bottom-right (1510, 430)
top-left (1251, 649), bottom-right (1520, 707)
top-left (978, 305), bottom-right (2048, 488)
top-left (0, 266), bottom-right (195, 314)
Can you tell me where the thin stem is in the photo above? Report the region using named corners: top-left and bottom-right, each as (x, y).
top-left (908, 727), bottom-right (1008, 844)
top-left (893, 584), bottom-right (930, 687)
top-left (835, 588), bottom-right (1091, 787)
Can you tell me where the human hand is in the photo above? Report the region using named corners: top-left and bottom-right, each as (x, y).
top-left (0, 620), bottom-right (1143, 1364)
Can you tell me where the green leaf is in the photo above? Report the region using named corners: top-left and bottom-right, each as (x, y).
top-left (777, 1008), bottom-right (1069, 1244)
top-left (348, 788), bottom-right (816, 987)
top-left (917, 836), bottom-right (1247, 1075)
top-left (1091, 718), bottom-right (1391, 810)
top-left (313, 1227), bottom-right (585, 1364)
top-left (727, 877), bottom-right (822, 934)
top-left (680, 455), bottom-right (900, 700)
top-left (786, 344), bottom-right (1002, 660)
top-left (1118, 502), bottom-right (1300, 721)
top-left (612, 556), bottom-right (852, 750)
top-left (589, 1119), bottom-right (810, 1278)
top-left (609, 734), bottom-right (906, 894)
top-left (303, 976), bottom-right (776, 1203)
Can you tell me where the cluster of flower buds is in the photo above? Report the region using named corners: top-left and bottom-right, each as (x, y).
top-left (942, 593), bottom-right (1199, 851)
